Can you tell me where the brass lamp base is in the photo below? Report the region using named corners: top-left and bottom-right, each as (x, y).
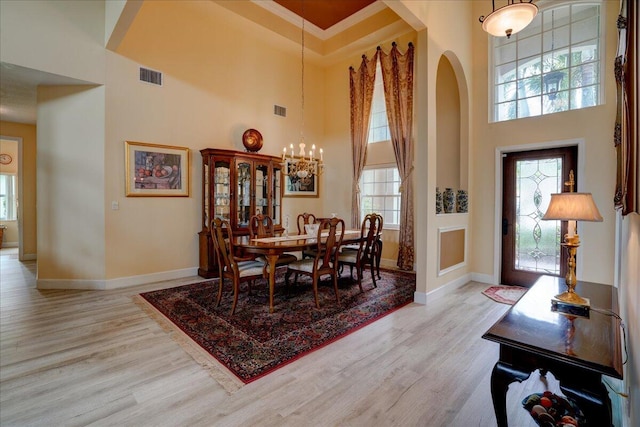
top-left (553, 234), bottom-right (591, 311)
top-left (553, 291), bottom-right (590, 307)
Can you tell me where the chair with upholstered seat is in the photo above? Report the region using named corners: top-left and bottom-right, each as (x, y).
top-left (211, 218), bottom-right (266, 315)
top-left (285, 217), bottom-right (345, 308)
top-left (338, 213), bottom-right (382, 291)
top-left (248, 213), bottom-right (298, 268)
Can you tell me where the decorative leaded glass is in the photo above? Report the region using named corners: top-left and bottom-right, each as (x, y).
top-left (514, 158), bottom-right (563, 274)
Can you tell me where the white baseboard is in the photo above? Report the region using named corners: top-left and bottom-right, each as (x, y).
top-left (37, 267), bottom-right (199, 290)
top-left (471, 272), bottom-right (495, 285)
top-left (414, 273), bottom-right (473, 305)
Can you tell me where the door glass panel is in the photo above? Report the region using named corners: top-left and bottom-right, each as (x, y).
top-left (255, 164), bottom-right (269, 217)
top-left (214, 160), bottom-right (230, 221)
top-left (515, 158), bottom-right (563, 274)
top-left (272, 165), bottom-right (281, 225)
top-left (237, 162), bottom-right (251, 227)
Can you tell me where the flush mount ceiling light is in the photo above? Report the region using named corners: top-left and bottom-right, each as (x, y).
top-left (479, 0), bottom-right (538, 39)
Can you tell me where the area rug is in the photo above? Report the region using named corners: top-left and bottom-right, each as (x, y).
top-left (136, 268), bottom-right (415, 389)
top-left (482, 285), bottom-right (528, 305)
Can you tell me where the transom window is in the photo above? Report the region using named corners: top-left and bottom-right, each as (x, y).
top-left (360, 166), bottom-right (400, 228)
top-left (492, 2), bottom-right (602, 122)
top-left (368, 62), bottom-right (390, 143)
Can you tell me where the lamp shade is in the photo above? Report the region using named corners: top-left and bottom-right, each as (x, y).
top-left (481, 2), bottom-right (538, 38)
top-left (542, 193), bottom-right (603, 222)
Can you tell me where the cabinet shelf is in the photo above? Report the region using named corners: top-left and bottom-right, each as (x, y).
top-left (198, 148), bottom-right (283, 278)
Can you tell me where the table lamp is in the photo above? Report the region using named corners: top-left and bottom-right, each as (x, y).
top-left (542, 171), bottom-right (603, 308)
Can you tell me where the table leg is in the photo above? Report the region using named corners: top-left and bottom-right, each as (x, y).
top-left (375, 238), bottom-right (382, 279)
top-left (558, 375), bottom-right (612, 427)
top-left (265, 254), bottom-right (279, 313)
top-left (490, 361), bottom-right (531, 427)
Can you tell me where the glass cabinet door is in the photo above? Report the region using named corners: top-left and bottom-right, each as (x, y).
top-left (255, 163), bottom-right (269, 217)
top-left (272, 164), bottom-right (282, 225)
top-left (214, 159), bottom-right (231, 221)
top-left (236, 161), bottom-right (252, 227)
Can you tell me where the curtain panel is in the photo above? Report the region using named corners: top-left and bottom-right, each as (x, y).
top-left (615, 0), bottom-right (638, 215)
top-left (379, 42), bottom-right (415, 270)
top-left (349, 53), bottom-right (378, 229)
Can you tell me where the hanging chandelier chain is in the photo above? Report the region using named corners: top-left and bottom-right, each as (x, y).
top-left (280, 0), bottom-right (323, 182)
top-left (300, 1), bottom-right (305, 141)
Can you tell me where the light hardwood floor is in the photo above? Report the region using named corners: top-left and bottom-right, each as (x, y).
top-left (0, 247), bottom-right (559, 426)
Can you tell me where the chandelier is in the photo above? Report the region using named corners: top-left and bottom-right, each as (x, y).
top-left (282, 142), bottom-right (323, 181)
top-left (281, 0), bottom-right (324, 183)
top-left (479, 0), bottom-right (538, 39)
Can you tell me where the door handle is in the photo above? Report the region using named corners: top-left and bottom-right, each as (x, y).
top-left (502, 218), bottom-right (509, 235)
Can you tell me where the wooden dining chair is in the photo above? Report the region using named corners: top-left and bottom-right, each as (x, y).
top-left (297, 212), bottom-right (319, 259)
top-left (285, 217), bottom-right (345, 308)
top-left (248, 213), bottom-right (298, 268)
top-left (338, 213), bottom-right (382, 291)
top-left (296, 212), bottom-right (317, 234)
top-left (211, 218), bottom-right (266, 315)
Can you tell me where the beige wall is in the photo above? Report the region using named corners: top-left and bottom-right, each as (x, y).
top-left (0, 0), bottom-right (105, 85)
top-left (0, 138), bottom-right (18, 246)
top-left (106, 0), bottom-right (330, 278)
top-left (621, 213), bottom-right (640, 424)
top-left (436, 55), bottom-right (461, 191)
top-left (469, 0), bottom-right (619, 286)
top-left (0, 122), bottom-right (37, 257)
top-left (405, 1), bottom-right (474, 296)
top-left (37, 85), bottom-right (106, 282)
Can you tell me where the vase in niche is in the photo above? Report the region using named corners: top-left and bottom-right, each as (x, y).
top-left (436, 187), bottom-right (443, 214)
top-left (443, 188), bottom-right (455, 213)
top-left (456, 189), bottom-right (468, 213)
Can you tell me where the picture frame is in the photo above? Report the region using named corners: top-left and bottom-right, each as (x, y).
top-left (125, 141), bottom-right (190, 197)
top-left (283, 158), bottom-right (319, 197)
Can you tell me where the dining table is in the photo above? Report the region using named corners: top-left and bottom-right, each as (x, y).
top-left (234, 229), bottom-right (363, 313)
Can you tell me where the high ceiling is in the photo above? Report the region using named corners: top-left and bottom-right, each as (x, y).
top-left (0, 0), bottom-right (405, 125)
top-left (274, 0), bottom-right (376, 30)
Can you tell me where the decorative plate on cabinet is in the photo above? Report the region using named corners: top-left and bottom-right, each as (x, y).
top-left (0, 154), bottom-right (12, 165)
top-left (242, 129), bottom-right (263, 152)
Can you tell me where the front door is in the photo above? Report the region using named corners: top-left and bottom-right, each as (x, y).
top-left (501, 147), bottom-right (577, 287)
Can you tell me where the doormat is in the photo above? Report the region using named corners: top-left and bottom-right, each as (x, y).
top-left (482, 285), bottom-right (527, 305)
top-left (135, 268), bottom-right (416, 391)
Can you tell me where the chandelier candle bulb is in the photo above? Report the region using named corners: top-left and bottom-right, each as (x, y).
top-left (282, 147), bottom-right (286, 161)
top-left (290, 144), bottom-right (294, 158)
top-left (320, 148), bottom-right (323, 161)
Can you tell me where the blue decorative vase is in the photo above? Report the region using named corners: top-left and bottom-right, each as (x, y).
top-left (443, 188), bottom-right (455, 213)
top-left (456, 189), bottom-right (468, 213)
top-left (436, 187), bottom-right (443, 214)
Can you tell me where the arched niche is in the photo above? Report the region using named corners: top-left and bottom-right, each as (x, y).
top-left (436, 52), bottom-right (469, 199)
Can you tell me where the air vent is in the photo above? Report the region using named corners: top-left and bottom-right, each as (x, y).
top-left (139, 67), bottom-right (163, 86)
top-left (274, 105), bottom-right (286, 117)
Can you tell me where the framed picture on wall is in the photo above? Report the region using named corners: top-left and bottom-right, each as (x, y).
top-left (283, 158), bottom-right (319, 197)
top-left (125, 141), bottom-right (190, 197)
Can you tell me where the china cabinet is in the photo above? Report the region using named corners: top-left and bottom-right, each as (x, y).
top-left (198, 148), bottom-right (283, 278)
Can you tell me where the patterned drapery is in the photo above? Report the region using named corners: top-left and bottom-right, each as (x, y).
top-left (349, 53), bottom-right (378, 229)
top-left (614, 0), bottom-right (638, 215)
top-left (379, 42), bottom-right (415, 270)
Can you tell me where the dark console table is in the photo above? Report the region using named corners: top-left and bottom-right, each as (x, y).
top-left (482, 275), bottom-right (623, 426)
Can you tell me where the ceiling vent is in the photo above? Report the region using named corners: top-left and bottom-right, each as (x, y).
top-left (274, 105), bottom-right (286, 117)
top-left (139, 67), bottom-right (162, 86)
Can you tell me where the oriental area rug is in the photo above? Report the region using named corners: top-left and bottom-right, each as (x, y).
top-left (482, 285), bottom-right (528, 305)
top-left (135, 268), bottom-right (415, 391)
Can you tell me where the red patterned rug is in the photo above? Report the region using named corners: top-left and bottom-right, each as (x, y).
top-left (137, 268), bottom-right (415, 387)
top-left (482, 285), bottom-right (528, 305)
